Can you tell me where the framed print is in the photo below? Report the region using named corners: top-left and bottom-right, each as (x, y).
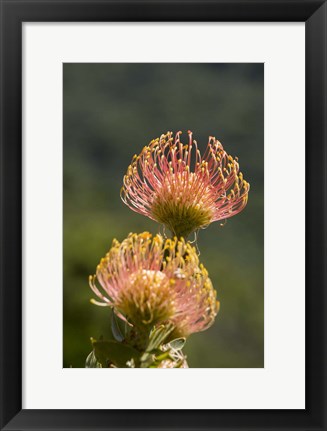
top-left (0, 0), bottom-right (326, 430)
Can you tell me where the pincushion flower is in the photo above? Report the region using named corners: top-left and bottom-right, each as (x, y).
top-left (89, 232), bottom-right (219, 336)
top-left (121, 131), bottom-right (250, 238)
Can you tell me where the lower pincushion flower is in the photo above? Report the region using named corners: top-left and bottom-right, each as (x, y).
top-left (121, 131), bottom-right (250, 238)
top-left (89, 232), bottom-right (219, 338)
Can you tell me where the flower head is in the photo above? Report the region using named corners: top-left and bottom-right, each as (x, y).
top-left (121, 131), bottom-right (250, 238)
top-left (89, 232), bottom-right (219, 336)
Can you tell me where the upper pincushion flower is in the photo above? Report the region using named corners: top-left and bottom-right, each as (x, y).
top-left (89, 232), bottom-right (219, 337)
top-left (121, 131), bottom-right (250, 238)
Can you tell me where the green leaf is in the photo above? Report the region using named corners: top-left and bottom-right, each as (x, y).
top-left (153, 351), bottom-right (171, 362)
top-left (92, 338), bottom-right (140, 368)
top-left (146, 322), bottom-right (175, 353)
top-left (168, 337), bottom-right (186, 351)
top-left (85, 350), bottom-right (102, 368)
top-left (139, 352), bottom-right (155, 368)
top-left (139, 323), bottom-right (176, 367)
top-left (111, 312), bottom-right (124, 342)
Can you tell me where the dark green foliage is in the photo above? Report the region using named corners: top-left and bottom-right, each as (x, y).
top-left (88, 322), bottom-right (187, 368)
top-left (92, 339), bottom-right (140, 368)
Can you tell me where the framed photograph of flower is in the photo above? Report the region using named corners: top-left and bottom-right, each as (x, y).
top-left (1, 1), bottom-right (326, 430)
top-left (64, 64), bottom-right (262, 370)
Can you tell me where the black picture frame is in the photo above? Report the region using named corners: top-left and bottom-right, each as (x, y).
top-left (1, 0), bottom-right (326, 430)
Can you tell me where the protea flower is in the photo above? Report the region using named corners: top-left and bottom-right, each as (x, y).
top-left (89, 232), bottom-right (219, 337)
top-left (121, 131), bottom-right (250, 238)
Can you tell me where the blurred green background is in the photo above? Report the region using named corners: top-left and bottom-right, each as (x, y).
top-left (63, 63), bottom-right (264, 368)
